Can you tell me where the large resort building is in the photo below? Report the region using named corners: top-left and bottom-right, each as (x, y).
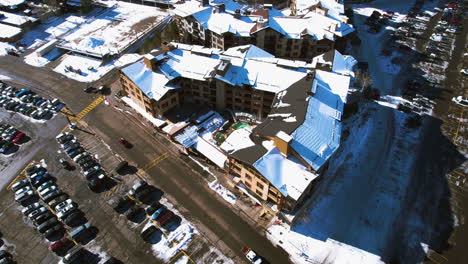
top-left (119, 42), bottom-right (355, 217)
top-left (174, 0), bottom-right (354, 60)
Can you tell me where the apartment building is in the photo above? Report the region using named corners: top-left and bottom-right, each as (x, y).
top-left (119, 42), bottom-right (354, 214)
top-left (175, 0), bottom-right (354, 59)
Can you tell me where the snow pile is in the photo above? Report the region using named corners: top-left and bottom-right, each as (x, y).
top-left (0, 74), bottom-right (10, 80)
top-left (151, 223), bottom-right (197, 262)
top-left (209, 180), bottom-right (236, 205)
top-left (0, 42), bottom-right (16, 56)
top-left (375, 95), bottom-right (409, 109)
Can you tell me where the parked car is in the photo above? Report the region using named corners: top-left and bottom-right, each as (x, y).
top-left (50, 237), bottom-right (73, 254)
top-left (15, 190), bottom-right (34, 202)
top-left (14, 186), bottom-right (31, 196)
top-left (37, 180), bottom-right (56, 193)
top-left (43, 190), bottom-right (64, 203)
top-left (12, 132), bottom-right (25, 143)
top-left (11, 179), bottom-right (30, 192)
top-left (68, 147), bottom-right (85, 159)
top-left (26, 164), bottom-right (45, 176)
top-left (141, 225), bottom-right (160, 243)
top-left (156, 210), bottom-right (174, 226)
top-left (28, 207), bottom-right (48, 220)
top-left (38, 218), bottom-right (59, 233)
top-left (63, 211), bottom-right (83, 226)
top-left (39, 185), bottom-right (58, 197)
top-left (34, 212), bottom-right (54, 226)
top-left (44, 224), bottom-right (63, 237)
top-left (48, 194), bottom-right (69, 208)
top-left (69, 222), bottom-right (91, 239)
top-left (56, 133), bottom-right (75, 144)
top-left (21, 202), bottom-right (41, 215)
top-left (150, 207), bottom-right (166, 220)
top-left (129, 180), bottom-right (147, 197)
top-left (57, 204), bottom-right (78, 219)
top-left (55, 199), bottom-right (74, 212)
top-left (146, 202), bottom-right (162, 216)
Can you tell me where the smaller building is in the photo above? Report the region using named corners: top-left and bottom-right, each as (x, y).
top-left (0, 23), bottom-right (22, 42)
top-left (0, 11), bottom-right (38, 29)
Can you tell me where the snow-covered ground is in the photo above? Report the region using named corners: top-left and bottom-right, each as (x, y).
top-left (0, 42), bottom-right (16, 56)
top-left (267, 0), bottom-right (444, 263)
top-left (209, 180), bottom-right (237, 205)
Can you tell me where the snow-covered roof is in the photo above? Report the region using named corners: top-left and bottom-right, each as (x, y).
top-left (172, 0), bottom-right (210, 18)
top-left (253, 147), bottom-right (319, 200)
top-left (58, 2), bottom-right (170, 56)
top-left (269, 12), bottom-right (353, 40)
top-left (289, 74), bottom-right (347, 171)
top-left (121, 59), bottom-right (177, 101)
top-left (332, 50), bottom-right (357, 76)
top-left (222, 44), bottom-right (274, 59)
top-left (0, 11), bottom-right (37, 26)
top-left (194, 136), bottom-right (227, 168)
top-left (174, 111), bottom-right (226, 148)
top-left (220, 126), bottom-right (255, 154)
top-left (192, 7), bottom-right (255, 37)
top-left (314, 70), bottom-right (350, 105)
top-left (0, 0), bottom-right (24, 7)
top-left (124, 43), bottom-right (312, 95)
top-left (0, 23), bottom-right (21, 38)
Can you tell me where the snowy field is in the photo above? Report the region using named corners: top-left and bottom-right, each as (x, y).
top-left (267, 0), bottom-right (445, 264)
top-left (58, 2), bottom-right (170, 56)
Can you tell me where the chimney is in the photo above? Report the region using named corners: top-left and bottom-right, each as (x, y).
top-left (202, 0), bottom-right (209, 6)
top-left (218, 4), bottom-right (225, 13)
top-left (234, 9), bottom-right (241, 18)
top-left (143, 54), bottom-right (156, 72)
top-left (215, 57), bottom-right (231, 76)
top-left (274, 131), bottom-right (292, 156)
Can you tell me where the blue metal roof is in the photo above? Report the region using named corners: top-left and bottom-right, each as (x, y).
top-left (290, 95), bottom-right (341, 171)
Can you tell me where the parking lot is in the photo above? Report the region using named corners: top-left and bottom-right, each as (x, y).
top-left (0, 104), bottom-right (238, 264)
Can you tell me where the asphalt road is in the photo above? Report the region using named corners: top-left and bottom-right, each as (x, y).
top-left (0, 55), bottom-right (292, 264)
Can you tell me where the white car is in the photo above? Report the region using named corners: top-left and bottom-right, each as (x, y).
top-left (55, 199), bottom-right (73, 212)
top-left (452, 96), bottom-right (468, 107)
top-left (57, 204), bottom-right (77, 219)
top-left (39, 185), bottom-right (58, 197)
top-left (461, 69), bottom-right (468, 75)
top-left (244, 248), bottom-right (264, 264)
top-left (15, 186), bottom-right (31, 196)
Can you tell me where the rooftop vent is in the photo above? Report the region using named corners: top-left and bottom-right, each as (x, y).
top-left (215, 58), bottom-right (231, 76)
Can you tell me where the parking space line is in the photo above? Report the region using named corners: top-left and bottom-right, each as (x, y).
top-left (139, 153), bottom-right (169, 173)
top-left (74, 97), bottom-right (104, 121)
top-left (7, 161), bottom-right (35, 190)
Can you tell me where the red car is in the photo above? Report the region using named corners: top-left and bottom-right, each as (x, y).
top-left (49, 237), bottom-right (73, 253)
top-left (13, 132), bottom-right (25, 143)
top-left (118, 138), bottom-right (132, 148)
top-left (156, 210), bottom-right (174, 226)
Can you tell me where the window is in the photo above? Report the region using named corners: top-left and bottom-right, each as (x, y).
top-left (259, 177), bottom-right (267, 183)
top-left (255, 190), bottom-right (263, 196)
top-left (145, 106), bottom-right (151, 113)
top-left (245, 174), bottom-right (252, 181)
top-left (245, 182), bottom-right (251, 188)
top-left (257, 182), bottom-right (264, 189)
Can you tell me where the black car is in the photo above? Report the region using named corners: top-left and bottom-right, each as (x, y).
top-left (34, 211), bottom-right (54, 226)
top-left (57, 134), bottom-right (74, 144)
top-left (141, 225), bottom-right (160, 243)
top-left (44, 224), bottom-right (63, 237)
top-left (43, 190), bottom-right (64, 203)
top-left (135, 188), bottom-right (152, 202)
top-left (80, 160), bottom-right (98, 171)
top-left (146, 202), bottom-right (162, 216)
top-left (77, 155), bottom-right (94, 165)
top-left (64, 143), bottom-right (80, 153)
top-left (48, 194), bottom-right (69, 208)
top-left (124, 205), bottom-right (141, 219)
top-left (63, 211), bottom-right (83, 226)
top-left (38, 218), bottom-right (59, 233)
top-left (26, 165), bottom-right (46, 176)
top-left (68, 147), bottom-right (85, 158)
